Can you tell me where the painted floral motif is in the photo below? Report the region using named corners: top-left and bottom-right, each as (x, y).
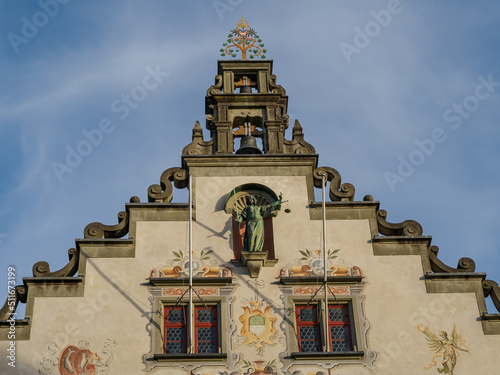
top-left (418, 324), bottom-right (469, 374)
top-left (292, 286), bottom-right (350, 296)
top-left (277, 249), bottom-right (362, 278)
top-left (146, 248), bottom-right (234, 280)
top-left (242, 359), bottom-right (277, 374)
top-left (162, 287), bottom-right (220, 296)
top-left (39, 339), bottom-right (117, 375)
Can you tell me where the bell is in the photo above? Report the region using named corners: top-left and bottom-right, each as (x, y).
top-left (236, 135), bottom-right (262, 154)
top-left (239, 85), bottom-right (252, 94)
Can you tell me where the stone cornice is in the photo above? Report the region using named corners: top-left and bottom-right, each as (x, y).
top-left (181, 154), bottom-right (318, 171)
top-left (217, 59), bottom-right (274, 74)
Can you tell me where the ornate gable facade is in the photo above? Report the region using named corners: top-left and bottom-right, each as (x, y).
top-left (2, 28), bottom-right (500, 375)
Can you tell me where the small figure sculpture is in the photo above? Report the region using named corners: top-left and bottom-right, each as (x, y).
top-left (234, 194), bottom-right (283, 252)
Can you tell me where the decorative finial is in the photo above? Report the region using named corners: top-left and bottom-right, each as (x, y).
top-left (236, 16), bottom-right (249, 29)
top-left (219, 17), bottom-right (267, 60)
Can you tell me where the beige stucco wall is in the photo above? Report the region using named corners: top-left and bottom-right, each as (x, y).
top-left (1, 174), bottom-right (499, 375)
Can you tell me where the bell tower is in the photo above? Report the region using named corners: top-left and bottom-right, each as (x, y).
top-left (182, 18), bottom-right (315, 157)
top-left (207, 59), bottom-right (291, 155)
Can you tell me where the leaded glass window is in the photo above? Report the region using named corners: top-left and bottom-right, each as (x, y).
top-left (195, 306), bottom-right (218, 353)
top-left (295, 304), bottom-right (352, 353)
top-left (164, 306), bottom-right (187, 354)
top-left (164, 305), bottom-right (219, 354)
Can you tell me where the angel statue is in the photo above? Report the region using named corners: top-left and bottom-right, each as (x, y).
top-left (233, 193), bottom-right (283, 252)
top-left (418, 324), bottom-right (469, 375)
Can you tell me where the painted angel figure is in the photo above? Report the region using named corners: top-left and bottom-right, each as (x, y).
top-left (419, 324), bottom-right (468, 375)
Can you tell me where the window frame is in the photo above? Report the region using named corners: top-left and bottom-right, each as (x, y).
top-left (163, 305), bottom-right (187, 354)
top-left (162, 304), bottom-right (221, 355)
top-left (193, 305), bottom-right (219, 354)
top-left (278, 282), bottom-right (376, 367)
top-left (146, 284), bottom-right (238, 371)
top-left (295, 301), bottom-right (355, 354)
top-left (160, 300), bottom-right (224, 356)
top-left (295, 304), bottom-right (322, 352)
top-left (327, 304), bottom-right (353, 352)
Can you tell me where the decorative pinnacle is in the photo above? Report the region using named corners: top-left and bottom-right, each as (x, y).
top-left (219, 17), bottom-right (267, 60)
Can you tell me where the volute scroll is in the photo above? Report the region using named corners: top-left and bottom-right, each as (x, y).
top-left (147, 167), bottom-right (189, 203)
top-left (84, 211), bottom-right (129, 239)
top-left (428, 245), bottom-right (476, 273)
top-left (0, 285), bottom-right (27, 320)
top-left (313, 166), bottom-right (355, 202)
top-left (376, 210), bottom-right (423, 236)
top-left (483, 280), bottom-right (500, 313)
top-left (32, 248), bottom-right (80, 277)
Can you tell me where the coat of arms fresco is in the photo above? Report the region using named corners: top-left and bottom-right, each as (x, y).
top-left (238, 300), bottom-right (278, 355)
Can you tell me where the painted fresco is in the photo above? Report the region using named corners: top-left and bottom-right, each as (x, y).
top-left (146, 248), bottom-right (234, 279)
top-left (39, 339), bottom-right (117, 375)
top-left (418, 324), bottom-right (469, 374)
top-left (242, 359), bottom-right (278, 374)
top-left (277, 249), bottom-right (362, 278)
top-left (238, 300), bottom-right (278, 355)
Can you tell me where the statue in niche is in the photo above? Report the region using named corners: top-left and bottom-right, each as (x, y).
top-left (233, 194), bottom-right (283, 252)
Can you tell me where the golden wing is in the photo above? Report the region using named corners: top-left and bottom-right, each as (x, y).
top-left (451, 324), bottom-right (459, 343)
top-left (422, 326), bottom-right (444, 353)
top-left (451, 324), bottom-right (468, 352)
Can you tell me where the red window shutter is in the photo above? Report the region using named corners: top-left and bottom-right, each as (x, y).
top-left (327, 305), bottom-right (352, 352)
top-left (295, 305), bottom-right (322, 352)
top-left (164, 306), bottom-right (187, 354)
top-left (194, 306), bottom-right (218, 353)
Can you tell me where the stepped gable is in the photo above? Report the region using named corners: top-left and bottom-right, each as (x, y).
top-left (1, 18), bottom-right (499, 375)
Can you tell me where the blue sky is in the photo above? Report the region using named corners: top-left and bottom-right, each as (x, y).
top-left (1, 0), bottom-right (500, 313)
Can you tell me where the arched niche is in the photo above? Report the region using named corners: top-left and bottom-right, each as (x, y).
top-left (224, 183), bottom-right (281, 260)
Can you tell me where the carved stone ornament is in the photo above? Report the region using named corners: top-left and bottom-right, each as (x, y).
top-left (376, 209), bottom-right (423, 236)
top-left (428, 245), bottom-right (476, 273)
top-left (313, 166), bottom-right (355, 202)
top-left (147, 167), bottom-right (188, 203)
top-left (269, 74), bottom-right (286, 95)
top-left (241, 251), bottom-right (269, 278)
top-left (33, 248), bottom-right (79, 277)
top-left (483, 280), bottom-right (500, 313)
top-left (206, 74), bottom-right (222, 97)
top-left (182, 121), bottom-right (213, 156)
top-left (283, 119), bottom-right (316, 155)
top-left (0, 285), bottom-right (27, 320)
top-left (84, 211), bottom-right (129, 239)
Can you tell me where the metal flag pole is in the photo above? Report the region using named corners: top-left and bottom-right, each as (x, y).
top-left (322, 172), bottom-right (330, 352)
top-left (233, 189), bottom-right (239, 218)
top-left (188, 174), bottom-right (194, 353)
